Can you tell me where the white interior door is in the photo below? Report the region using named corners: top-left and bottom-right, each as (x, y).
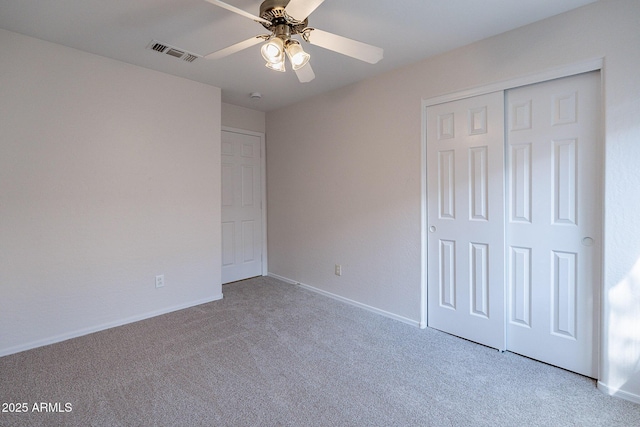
top-left (506, 72), bottom-right (601, 378)
top-left (427, 91), bottom-right (506, 350)
top-left (221, 129), bottom-right (264, 284)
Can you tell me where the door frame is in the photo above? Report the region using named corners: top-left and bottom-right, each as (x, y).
top-left (222, 126), bottom-right (268, 277)
top-left (420, 60), bottom-right (605, 377)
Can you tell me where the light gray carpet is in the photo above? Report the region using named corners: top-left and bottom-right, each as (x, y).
top-left (1, 276), bottom-right (638, 426)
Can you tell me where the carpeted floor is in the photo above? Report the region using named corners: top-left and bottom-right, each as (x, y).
top-left (1, 276), bottom-right (638, 426)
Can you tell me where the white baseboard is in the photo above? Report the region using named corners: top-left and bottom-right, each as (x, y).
top-left (0, 293), bottom-right (224, 358)
top-left (267, 272), bottom-right (298, 285)
top-left (268, 273), bottom-right (421, 328)
top-left (597, 381), bottom-right (640, 405)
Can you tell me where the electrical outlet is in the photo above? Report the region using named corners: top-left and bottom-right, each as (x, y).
top-left (335, 264), bottom-right (342, 276)
top-left (155, 274), bottom-right (165, 288)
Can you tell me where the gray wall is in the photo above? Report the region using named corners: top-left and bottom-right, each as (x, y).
top-left (266, 0), bottom-right (640, 402)
top-left (222, 103), bottom-right (266, 134)
top-left (0, 29), bottom-right (223, 356)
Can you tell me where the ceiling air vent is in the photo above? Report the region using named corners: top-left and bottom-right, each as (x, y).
top-left (183, 54), bottom-right (198, 63)
top-left (146, 40), bottom-right (201, 63)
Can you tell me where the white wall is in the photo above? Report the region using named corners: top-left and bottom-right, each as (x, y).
top-left (266, 0), bottom-right (640, 402)
top-left (0, 29), bottom-right (223, 356)
top-left (222, 103), bottom-right (266, 134)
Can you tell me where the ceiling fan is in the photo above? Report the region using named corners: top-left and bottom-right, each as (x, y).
top-left (203, 0), bottom-right (384, 83)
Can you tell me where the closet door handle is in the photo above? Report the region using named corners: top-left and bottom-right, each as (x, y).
top-left (429, 226), bottom-right (437, 233)
top-left (582, 237), bottom-right (594, 246)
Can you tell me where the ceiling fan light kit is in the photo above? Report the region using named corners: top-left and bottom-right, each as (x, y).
top-left (266, 58), bottom-right (286, 72)
top-left (285, 40), bottom-right (310, 70)
top-left (261, 36), bottom-right (285, 63)
top-left (204, 0), bottom-right (383, 83)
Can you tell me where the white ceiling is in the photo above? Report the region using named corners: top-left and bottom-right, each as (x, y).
top-left (0, 0), bottom-right (597, 111)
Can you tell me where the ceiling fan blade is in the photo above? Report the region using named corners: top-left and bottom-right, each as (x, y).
top-left (305, 29), bottom-right (383, 64)
top-left (204, 0), bottom-right (271, 26)
top-left (205, 36), bottom-right (265, 60)
top-left (284, 0), bottom-right (325, 21)
top-left (294, 62), bottom-right (315, 83)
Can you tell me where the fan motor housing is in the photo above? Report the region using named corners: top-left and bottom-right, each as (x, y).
top-left (259, 0), bottom-right (308, 34)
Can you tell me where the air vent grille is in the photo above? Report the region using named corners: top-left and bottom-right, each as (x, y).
top-left (183, 54), bottom-right (198, 63)
top-left (151, 42), bottom-right (168, 52)
top-left (146, 40), bottom-right (200, 63)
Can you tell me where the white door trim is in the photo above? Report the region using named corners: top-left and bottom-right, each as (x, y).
top-left (422, 58), bottom-right (603, 108)
top-left (222, 126), bottom-right (268, 277)
top-left (420, 57), bottom-right (604, 330)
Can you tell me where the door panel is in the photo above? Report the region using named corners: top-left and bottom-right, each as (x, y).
top-left (221, 130), bottom-right (263, 284)
top-left (506, 72), bottom-right (601, 378)
top-left (427, 91), bottom-right (506, 351)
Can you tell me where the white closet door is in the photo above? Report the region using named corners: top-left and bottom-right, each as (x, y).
top-left (221, 130), bottom-right (263, 284)
top-left (427, 91), bottom-right (506, 350)
top-left (506, 72), bottom-right (601, 377)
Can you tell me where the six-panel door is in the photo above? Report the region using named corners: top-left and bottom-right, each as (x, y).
top-left (506, 72), bottom-right (601, 378)
top-left (427, 91), bottom-right (506, 351)
top-left (221, 130), bottom-right (263, 284)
